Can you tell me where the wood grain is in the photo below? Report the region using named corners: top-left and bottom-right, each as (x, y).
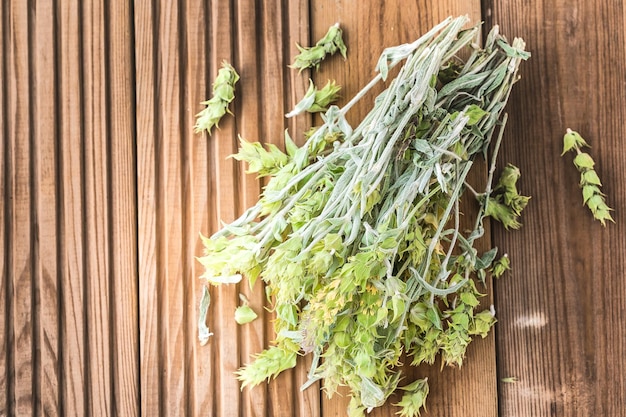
top-left (182, 0), bottom-right (213, 415)
top-left (310, 2), bottom-right (498, 416)
top-left (158, 1), bottom-right (188, 415)
top-left (7, 1), bottom-right (34, 415)
top-left (82, 0), bottom-right (114, 414)
top-left (58, 0), bottom-right (88, 414)
top-left (233, 1), bottom-right (269, 416)
top-left (4, 1), bottom-right (626, 416)
top-left (134, 0), bottom-right (161, 414)
top-left (0, 1), bottom-right (8, 415)
top-left (107, 0), bottom-right (140, 415)
top-left (136, 0), bottom-right (193, 415)
top-left (207, 1), bottom-right (243, 415)
top-left (33, 1), bottom-right (61, 415)
top-left (487, 1), bottom-right (626, 416)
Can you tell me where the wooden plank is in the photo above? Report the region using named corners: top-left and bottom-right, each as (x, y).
top-left (106, 0), bottom-right (140, 415)
top-left (6, 1), bottom-right (34, 414)
top-left (0, 1), bottom-right (8, 415)
top-left (309, 2), bottom-right (495, 416)
top-left (136, 0), bottom-right (192, 415)
top-left (487, 1), bottom-right (626, 415)
top-left (155, 1), bottom-right (188, 415)
top-left (232, 1), bottom-right (268, 416)
top-left (206, 1), bottom-right (242, 416)
top-left (182, 0), bottom-right (213, 415)
top-left (82, 0), bottom-right (113, 414)
top-left (134, 0), bottom-right (161, 414)
top-left (58, 0), bottom-right (88, 414)
top-left (58, 0), bottom-right (89, 415)
top-left (33, 1), bottom-right (61, 415)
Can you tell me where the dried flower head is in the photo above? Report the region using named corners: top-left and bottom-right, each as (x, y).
top-left (291, 23), bottom-right (348, 72)
top-left (562, 129), bottom-right (614, 226)
top-left (194, 61), bottom-right (239, 134)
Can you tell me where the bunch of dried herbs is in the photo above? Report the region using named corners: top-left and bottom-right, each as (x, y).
top-left (198, 16), bottom-right (529, 416)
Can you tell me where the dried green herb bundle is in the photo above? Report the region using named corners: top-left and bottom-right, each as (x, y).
top-left (198, 16), bottom-right (528, 416)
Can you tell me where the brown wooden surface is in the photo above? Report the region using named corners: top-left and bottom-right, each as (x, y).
top-left (7, 3), bottom-right (34, 415)
top-left (0, 2), bottom-right (6, 415)
top-left (2, 1), bottom-right (626, 416)
top-left (33, 1), bottom-right (60, 415)
top-left (134, 1), bottom-right (313, 416)
top-left (487, 1), bottom-right (626, 416)
top-left (58, 1), bottom-right (88, 414)
top-left (109, 1), bottom-right (140, 415)
top-left (2, 1), bottom-right (140, 416)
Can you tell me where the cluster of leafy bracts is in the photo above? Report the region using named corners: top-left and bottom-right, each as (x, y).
top-left (194, 61), bottom-right (240, 134)
top-left (562, 129), bottom-right (614, 226)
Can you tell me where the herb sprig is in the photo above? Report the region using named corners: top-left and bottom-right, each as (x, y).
top-left (291, 23), bottom-right (348, 71)
top-left (198, 16), bottom-right (529, 416)
top-left (194, 61), bottom-right (240, 134)
top-left (562, 128), bottom-right (614, 226)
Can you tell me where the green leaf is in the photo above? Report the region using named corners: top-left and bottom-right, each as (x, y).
top-left (286, 80), bottom-right (317, 117)
top-left (198, 286), bottom-right (213, 345)
top-left (351, 252), bottom-right (372, 288)
top-left (509, 194), bottom-right (531, 215)
top-left (497, 38), bottom-right (531, 60)
top-left (594, 208), bottom-right (615, 227)
top-left (391, 297), bottom-right (406, 323)
top-left (284, 130), bottom-right (299, 157)
top-left (582, 185), bottom-right (602, 204)
top-left (333, 331), bottom-right (351, 349)
top-left (475, 247), bottom-right (498, 269)
top-left (491, 254), bottom-right (510, 278)
top-left (451, 312), bottom-right (470, 330)
top-left (463, 104), bottom-right (488, 126)
top-left (460, 292), bottom-right (480, 308)
top-left (581, 169), bottom-right (602, 186)
top-left (426, 306), bottom-right (442, 331)
top-left (574, 152), bottom-right (595, 170)
top-left (235, 305), bottom-right (258, 324)
top-left (586, 195), bottom-right (603, 212)
top-left (276, 303), bottom-right (299, 327)
top-left (562, 129), bottom-right (589, 155)
top-left (409, 303), bottom-right (430, 332)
